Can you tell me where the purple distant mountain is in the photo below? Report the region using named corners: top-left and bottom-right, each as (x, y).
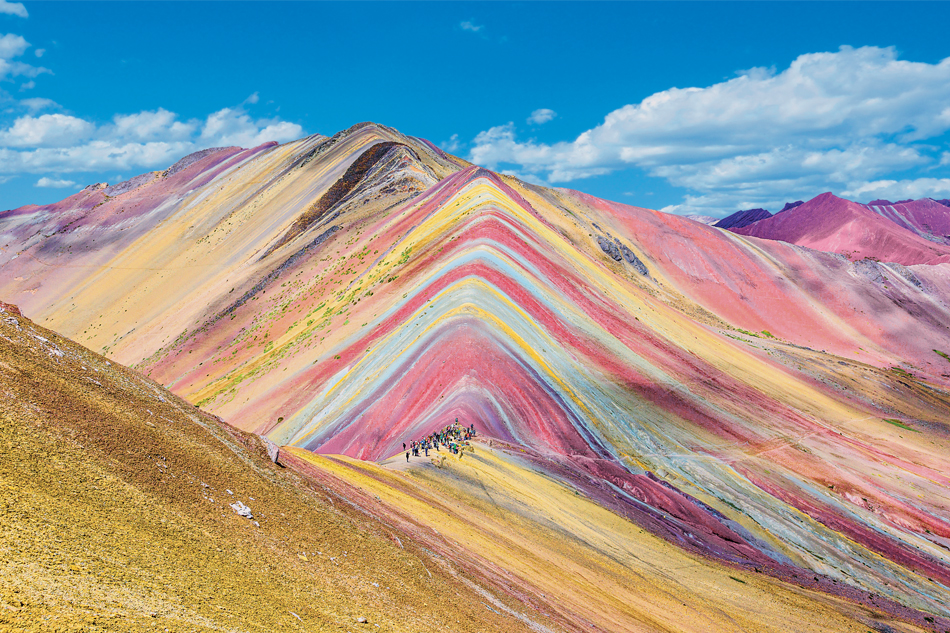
top-left (714, 208), bottom-right (772, 229)
top-left (731, 193), bottom-right (950, 265)
top-left (937, 199), bottom-right (950, 208)
top-left (868, 199), bottom-right (913, 206)
top-left (779, 201), bottom-right (804, 213)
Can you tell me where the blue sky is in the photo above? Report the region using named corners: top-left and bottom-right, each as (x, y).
top-left (2, 1), bottom-right (950, 217)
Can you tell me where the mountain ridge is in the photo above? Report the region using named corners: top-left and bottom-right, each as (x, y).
top-left (3, 299), bottom-right (948, 632)
top-left (731, 192), bottom-right (950, 265)
top-left (3, 122), bottom-right (950, 628)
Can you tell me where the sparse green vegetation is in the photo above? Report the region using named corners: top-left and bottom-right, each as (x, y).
top-left (883, 419), bottom-right (918, 432)
top-left (733, 327), bottom-right (778, 340)
top-left (888, 366), bottom-right (913, 379)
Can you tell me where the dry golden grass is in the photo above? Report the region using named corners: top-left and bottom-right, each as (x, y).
top-left (0, 305), bottom-right (555, 633)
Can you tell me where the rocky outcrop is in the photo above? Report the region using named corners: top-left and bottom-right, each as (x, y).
top-left (597, 236), bottom-right (650, 275)
top-left (0, 301), bottom-right (21, 317)
top-left (261, 436), bottom-right (280, 464)
top-left (596, 235), bottom-right (622, 261)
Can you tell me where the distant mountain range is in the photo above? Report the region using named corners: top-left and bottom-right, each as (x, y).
top-left (2, 123), bottom-right (950, 631)
top-left (718, 194), bottom-right (950, 266)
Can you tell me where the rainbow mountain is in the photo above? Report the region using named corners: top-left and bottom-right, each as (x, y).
top-left (2, 122), bottom-right (950, 632)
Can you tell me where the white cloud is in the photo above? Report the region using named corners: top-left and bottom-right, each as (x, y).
top-left (0, 33), bottom-right (28, 59)
top-left (0, 57), bottom-right (49, 80)
top-left (470, 123), bottom-right (613, 181)
top-left (35, 176), bottom-right (76, 188)
top-left (108, 108), bottom-right (194, 142)
top-left (0, 140), bottom-right (195, 175)
top-left (941, 152), bottom-right (950, 167)
top-left (441, 133), bottom-right (460, 153)
top-left (468, 46), bottom-right (950, 214)
top-left (0, 113), bottom-right (93, 147)
top-left (18, 79), bottom-right (32, 91)
top-left (19, 97), bottom-right (56, 112)
top-left (0, 1), bottom-right (27, 18)
top-left (198, 107), bottom-right (302, 147)
top-left (841, 178), bottom-right (950, 202)
top-left (34, 48), bottom-right (44, 58)
top-left (527, 108), bottom-right (556, 125)
top-left (244, 92), bottom-right (260, 105)
top-left (0, 33), bottom-right (50, 81)
top-left (460, 20), bottom-right (484, 33)
top-left (0, 104), bottom-right (304, 176)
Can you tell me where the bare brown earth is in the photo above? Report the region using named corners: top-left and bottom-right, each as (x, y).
top-left (0, 303), bottom-right (557, 633)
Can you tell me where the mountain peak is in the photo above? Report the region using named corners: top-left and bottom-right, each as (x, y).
top-left (730, 191), bottom-right (950, 265)
top-left (4, 121), bottom-right (950, 631)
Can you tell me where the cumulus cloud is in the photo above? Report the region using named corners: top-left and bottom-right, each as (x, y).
top-left (0, 33), bottom-right (50, 81)
top-left (0, 33), bottom-right (28, 58)
top-left (0, 104), bottom-right (304, 177)
top-left (108, 108), bottom-right (195, 142)
top-left (35, 176), bottom-right (76, 188)
top-left (0, 1), bottom-right (27, 18)
top-left (0, 113), bottom-right (94, 147)
top-left (841, 178), bottom-right (950, 202)
top-left (244, 92), bottom-right (259, 105)
top-left (199, 107), bottom-right (302, 147)
top-left (468, 46), bottom-right (950, 215)
top-left (460, 20), bottom-right (484, 33)
top-left (527, 108), bottom-right (556, 125)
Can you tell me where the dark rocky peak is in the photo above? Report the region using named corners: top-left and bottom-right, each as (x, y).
top-left (868, 199), bottom-right (913, 206)
top-left (714, 208), bottom-right (772, 230)
top-left (779, 201), bottom-right (804, 213)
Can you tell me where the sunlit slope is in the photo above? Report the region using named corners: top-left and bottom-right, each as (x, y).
top-left (242, 166), bottom-right (950, 620)
top-left (2, 122), bottom-right (950, 626)
top-left (0, 122), bottom-right (461, 366)
top-left (286, 445), bottom-right (941, 633)
top-left (0, 302), bottom-right (548, 633)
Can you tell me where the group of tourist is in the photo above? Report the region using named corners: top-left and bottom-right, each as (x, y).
top-left (403, 419), bottom-right (476, 462)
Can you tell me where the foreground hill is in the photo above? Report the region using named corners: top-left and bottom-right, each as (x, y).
top-left (1, 302), bottom-right (942, 633)
top-left (731, 193), bottom-right (950, 265)
top-left (0, 301), bottom-right (553, 632)
top-left (3, 123), bottom-right (950, 628)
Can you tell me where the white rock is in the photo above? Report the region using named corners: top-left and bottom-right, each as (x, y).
top-left (229, 500), bottom-right (253, 519)
top-left (261, 436), bottom-right (280, 463)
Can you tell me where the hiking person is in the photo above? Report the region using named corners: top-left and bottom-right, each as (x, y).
top-left (405, 451), bottom-right (409, 462)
